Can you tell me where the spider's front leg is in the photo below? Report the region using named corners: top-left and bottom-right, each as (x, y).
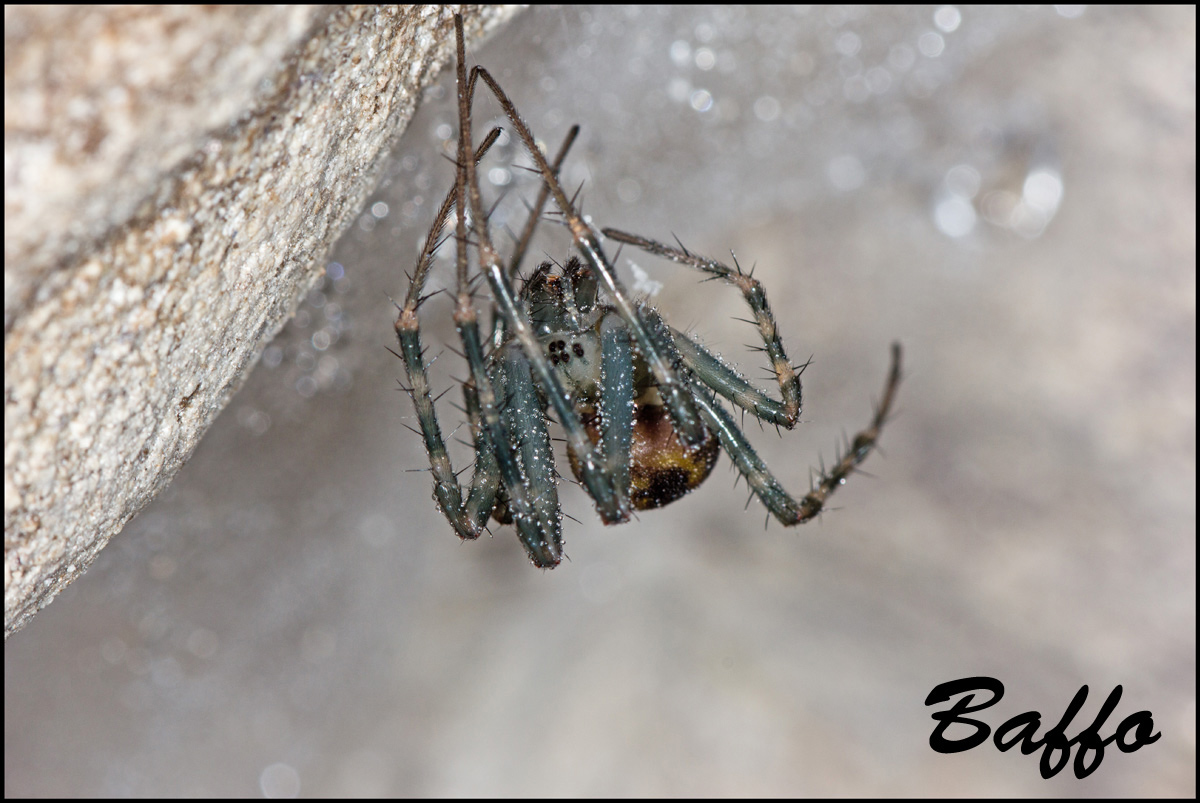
top-left (468, 64), bottom-right (709, 455)
top-left (492, 346), bottom-right (563, 565)
top-left (595, 313), bottom-right (635, 514)
top-left (453, 16), bottom-right (628, 528)
top-left (391, 127), bottom-right (506, 541)
top-left (439, 16), bottom-right (583, 565)
top-left (394, 311), bottom-right (500, 540)
top-left (490, 124), bottom-right (580, 352)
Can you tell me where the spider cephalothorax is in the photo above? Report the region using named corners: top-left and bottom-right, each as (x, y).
top-left (392, 14), bottom-right (902, 568)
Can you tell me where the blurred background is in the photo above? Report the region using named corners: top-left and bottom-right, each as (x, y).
top-left (5, 6), bottom-right (1194, 796)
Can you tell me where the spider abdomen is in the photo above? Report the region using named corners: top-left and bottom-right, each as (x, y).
top-left (570, 403), bottom-right (721, 511)
top-left (627, 403), bottom-right (721, 510)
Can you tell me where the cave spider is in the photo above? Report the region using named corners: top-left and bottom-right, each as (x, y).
top-left (393, 13), bottom-right (902, 568)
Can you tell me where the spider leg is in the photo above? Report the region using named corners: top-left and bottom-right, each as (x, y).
top-left (454, 16), bottom-right (627, 525)
top-left (392, 119), bottom-right (506, 538)
top-left (601, 230), bottom-right (802, 427)
top-left (469, 64), bottom-right (708, 453)
top-left (439, 15), bottom-right (581, 563)
top-left (597, 312), bottom-right (635, 516)
top-left (669, 326), bottom-right (798, 428)
top-left (490, 125), bottom-right (580, 351)
top-left (394, 310), bottom-right (500, 539)
top-left (458, 373), bottom-right (501, 525)
top-left (689, 343), bottom-right (902, 525)
top-left (403, 126), bottom-right (501, 311)
top-left (493, 346), bottom-right (563, 565)
top-left (507, 125), bottom-right (580, 281)
top-left (460, 312), bottom-right (563, 562)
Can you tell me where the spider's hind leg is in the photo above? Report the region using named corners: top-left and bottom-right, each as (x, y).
top-left (602, 230), bottom-right (803, 427)
top-left (671, 327), bottom-right (800, 429)
top-left (690, 343), bottom-right (902, 525)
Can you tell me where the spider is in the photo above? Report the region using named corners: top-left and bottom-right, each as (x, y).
top-left (393, 14), bottom-right (902, 568)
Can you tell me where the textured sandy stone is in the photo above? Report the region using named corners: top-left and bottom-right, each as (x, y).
top-left (3, 5), bottom-right (520, 638)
